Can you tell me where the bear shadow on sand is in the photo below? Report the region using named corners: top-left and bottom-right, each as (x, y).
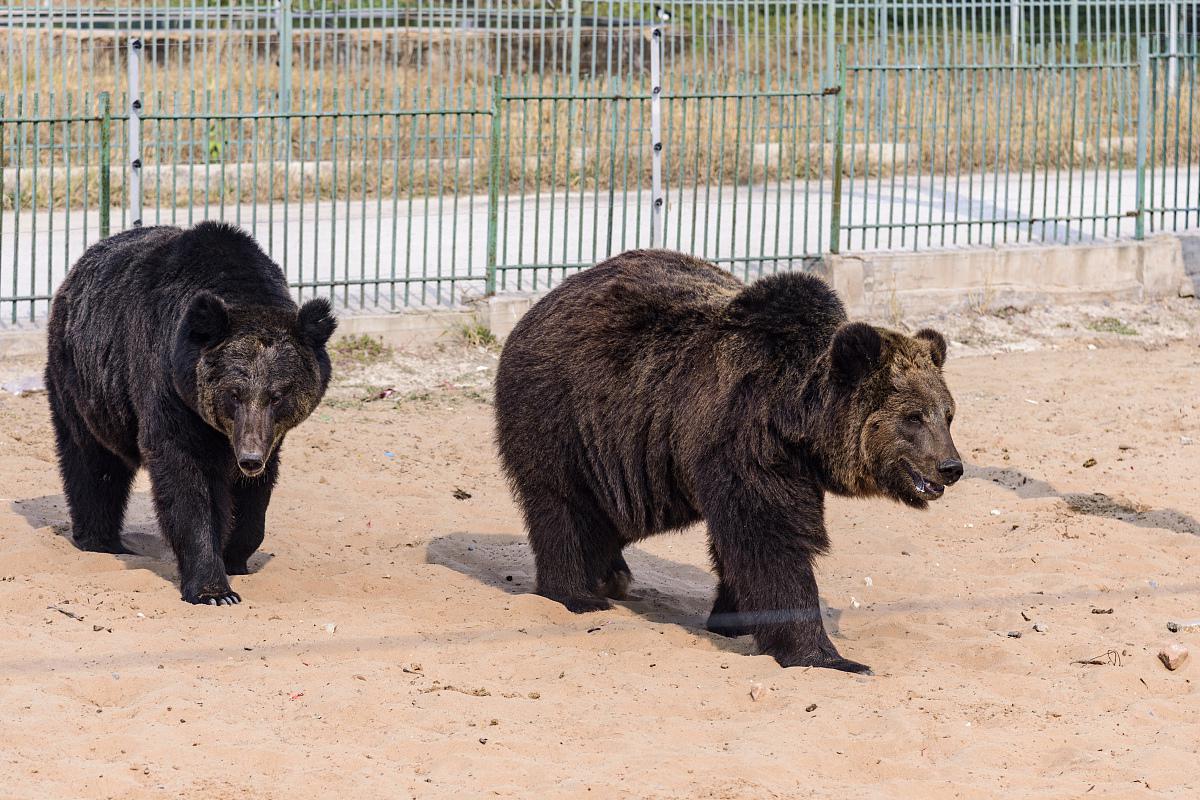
top-left (971, 464), bottom-right (1200, 536)
top-left (10, 492), bottom-right (274, 585)
top-left (425, 532), bottom-right (847, 648)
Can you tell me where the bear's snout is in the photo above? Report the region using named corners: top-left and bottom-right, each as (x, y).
top-left (937, 458), bottom-right (963, 485)
top-left (231, 405), bottom-right (276, 477)
top-left (237, 452), bottom-right (266, 476)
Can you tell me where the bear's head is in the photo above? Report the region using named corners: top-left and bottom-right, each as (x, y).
top-left (173, 292), bottom-right (337, 477)
top-left (822, 322), bottom-right (961, 509)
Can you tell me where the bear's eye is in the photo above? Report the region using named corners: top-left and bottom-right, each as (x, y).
top-left (905, 412), bottom-right (924, 427)
top-left (228, 389), bottom-right (241, 405)
top-left (270, 392), bottom-right (283, 406)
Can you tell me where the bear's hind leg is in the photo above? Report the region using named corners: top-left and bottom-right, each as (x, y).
top-left (224, 456), bottom-right (279, 576)
top-left (706, 579), bottom-right (751, 638)
top-left (523, 487), bottom-right (616, 613)
top-left (705, 547), bottom-right (751, 637)
top-left (50, 401), bottom-right (135, 555)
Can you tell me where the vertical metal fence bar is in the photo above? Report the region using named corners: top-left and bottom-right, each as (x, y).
top-left (485, 80), bottom-right (503, 296)
top-left (829, 47), bottom-right (846, 255)
top-left (650, 25), bottom-right (665, 249)
top-left (278, 0), bottom-right (293, 113)
top-left (99, 92), bottom-right (112, 239)
top-left (1167, 0), bottom-right (1179, 94)
top-left (825, 0), bottom-right (836, 87)
top-left (569, 0), bottom-right (582, 95)
top-left (128, 36), bottom-right (144, 228)
top-left (1135, 36), bottom-right (1150, 240)
top-left (1069, 0), bottom-right (1078, 59)
top-left (1011, 0), bottom-right (1021, 60)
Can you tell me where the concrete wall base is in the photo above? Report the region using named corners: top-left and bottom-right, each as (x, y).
top-left (816, 235), bottom-right (1188, 319)
top-left (0, 297), bottom-right (536, 358)
top-left (334, 294), bottom-right (536, 347)
top-left (2, 237), bottom-right (1193, 359)
top-left (0, 329), bottom-right (46, 359)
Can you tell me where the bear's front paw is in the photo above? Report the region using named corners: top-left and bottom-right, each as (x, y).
top-left (73, 533), bottom-right (136, 556)
top-left (182, 582), bottom-right (242, 606)
top-left (812, 656), bottom-right (873, 675)
top-left (772, 649), bottom-right (873, 675)
top-left (540, 591), bottom-right (612, 613)
top-left (565, 594), bottom-right (612, 613)
top-left (598, 567), bottom-right (632, 600)
top-left (706, 610), bottom-right (752, 638)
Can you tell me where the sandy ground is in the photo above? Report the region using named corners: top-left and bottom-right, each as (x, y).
top-left (1, 299), bottom-right (1199, 799)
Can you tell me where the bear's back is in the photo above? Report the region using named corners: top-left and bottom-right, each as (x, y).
top-left (60, 222), bottom-right (289, 310)
top-left (508, 249), bottom-right (740, 354)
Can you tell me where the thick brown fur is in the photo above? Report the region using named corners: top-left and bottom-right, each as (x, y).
top-left (45, 222), bottom-right (336, 606)
top-left (494, 249), bottom-right (962, 673)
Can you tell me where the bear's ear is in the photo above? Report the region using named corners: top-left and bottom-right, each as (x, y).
top-left (830, 322), bottom-right (883, 385)
top-left (914, 328), bottom-right (947, 369)
top-left (181, 291), bottom-right (230, 350)
top-left (297, 297), bottom-right (337, 349)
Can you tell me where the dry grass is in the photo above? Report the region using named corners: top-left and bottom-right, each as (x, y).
top-left (2, 27), bottom-right (1197, 211)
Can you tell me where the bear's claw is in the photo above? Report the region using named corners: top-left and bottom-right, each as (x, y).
top-left (773, 648), bottom-right (873, 674)
top-left (821, 657), bottom-right (873, 675)
top-left (183, 586), bottom-right (242, 606)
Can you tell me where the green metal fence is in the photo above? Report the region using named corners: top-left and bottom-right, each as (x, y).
top-left (487, 85), bottom-right (842, 293)
top-left (1, 1), bottom-right (1198, 322)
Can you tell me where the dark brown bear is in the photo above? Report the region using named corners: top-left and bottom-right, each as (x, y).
top-left (46, 222), bottom-right (336, 606)
top-left (494, 249), bottom-right (962, 673)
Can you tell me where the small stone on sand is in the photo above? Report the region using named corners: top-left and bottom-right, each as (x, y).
top-left (1158, 643), bottom-right (1188, 671)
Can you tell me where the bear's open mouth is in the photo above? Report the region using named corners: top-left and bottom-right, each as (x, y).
top-left (902, 461), bottom-right (945, 499)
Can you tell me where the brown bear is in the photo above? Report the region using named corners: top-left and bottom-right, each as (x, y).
top-left (494, 249), bottom-right (962, 673)
top-left (46, 222), bottom-right (336, 606)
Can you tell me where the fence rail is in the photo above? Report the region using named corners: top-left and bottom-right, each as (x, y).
top-left (1, 1), bottom-right (1199, 322)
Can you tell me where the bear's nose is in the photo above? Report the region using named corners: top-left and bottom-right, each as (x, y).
top-left (937, 459), bottom-right (963, 485)
top-left (238, 453), bottom-right (265, 475)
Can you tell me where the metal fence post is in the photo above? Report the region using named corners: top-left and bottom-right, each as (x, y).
top-left (485, 77), bottom-right (503, 296)
top-left (649, 25), bottom-right (665, 248)
top-left (1010, 0), bottom-right (1021, 61)
top-left (828, 46), bottom-right (846, 255)
top-left (1069, 0), bottom-right (1078, 60)
top-left (1167, 0), bottom-right (1179, 94)
top-left (99, 92), bottom-right (111, 239)
top-left (569, 0), bottom-right (582, 94)
top-left (825, 0), bottom-right (836, 88)
top-left (1134, 36), bottom-right (1150, 241)
top-left (127, 36), bottom-right (143, 228)
top-left (278, 0), bottom-right (293, 113)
